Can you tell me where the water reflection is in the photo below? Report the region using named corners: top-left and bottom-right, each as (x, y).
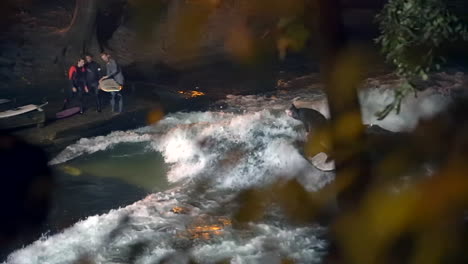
top-left (47, 142), bottom-right (170, 233)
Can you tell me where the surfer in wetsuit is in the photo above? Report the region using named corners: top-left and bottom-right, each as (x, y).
top-left (99, 52), bottom-right (124, 113)
top-left (64, 58), bottom-right (89, 114)
top-left (85, 54), bottom-right (103, 112)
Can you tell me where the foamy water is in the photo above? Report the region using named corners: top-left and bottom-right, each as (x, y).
top-left (6, 83), bottom-right (451, 264)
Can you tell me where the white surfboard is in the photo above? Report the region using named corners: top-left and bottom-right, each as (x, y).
top-left (309, 152), bottom-right (335, 172)
top-left (100, 79), bottom-right (123, 92)
top-left (0, 99), bottom-right (11, 105)
top-left (0, 102), bottom-right (48, 119)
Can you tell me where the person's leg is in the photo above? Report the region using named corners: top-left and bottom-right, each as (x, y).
top-left (62, 87), bottom-right (74, 110)
top-left (110, 92), bottom-right (116, 112)
top-left (62, 88), bottom-right (73, 110)
top-left (62, 98), bottom-right (68, 111)
top-left (82, 86), bottom-right (91, 112)
top-left (117, 92), bottom-right (123, 113)
top-left (78, 86), bottom-right (84, 114)
top-left (94, 84), bottom-right (102, 112)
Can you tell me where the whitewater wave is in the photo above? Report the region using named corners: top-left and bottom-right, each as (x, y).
top-left (5, 95), bottom-right (333, 263)
top-left (51, 82), bottom-right (450, 167)
top-left (5, 189), bottom-right (327, 264)
top-left (359, 86), bottom-right (451, 132)
top-left (50, 130), bottom-right (152, 165)
top-left (218, 86), bottom-right (451, 132)
top-left (51, 109), bottom-right (332, 192)
top-left (6, 81), bottom-right (452, 264)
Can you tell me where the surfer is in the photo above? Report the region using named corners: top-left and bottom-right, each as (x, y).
top-left (63, 58), bottom-right (89, 114)
top-left (99, 52), bottom-right (124, 113)
top-left (286, 103), bottom-right (328, 134)
top-left (286, 103), bottom-right (334, 170)
top-left (85, 54), bottom-right (103, 112)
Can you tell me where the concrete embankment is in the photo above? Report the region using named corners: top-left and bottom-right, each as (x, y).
top-left (11, 84), bottom-right (212, 156)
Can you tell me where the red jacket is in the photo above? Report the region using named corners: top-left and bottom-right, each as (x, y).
top-left (68, 65), bottom-right (86, 88)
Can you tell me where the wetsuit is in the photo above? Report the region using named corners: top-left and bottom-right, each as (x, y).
top-left (85, 61), bottom-right (103, 112)
top-left (103, 59), bottom-right (125, 113)
top-left (64, 65), bottom-right (87, 112)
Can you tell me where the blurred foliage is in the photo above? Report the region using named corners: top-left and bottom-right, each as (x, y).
top-left (124, 0), bottom-right (313, 65)
top-left (375, 0), bottom-right (468, 119)
top-left (127, 0), bottom-right (169, 41)
top-left (0, 132), bottom-right (53, 259)
top-left (376, 0), bottom-right (468, 80)
top-left (234, 42), bottom-right (468, 264)
top-left (6, 1), bottom-right (468, 263)
top-left (375, 80), bottom-right (413, 120)
top-left (277, 16), bottom-right (311, 60)
top-left (147, 107), bottom-right (165, 124)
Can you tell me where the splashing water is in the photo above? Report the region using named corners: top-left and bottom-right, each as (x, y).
top-left (6, 84), bottom-right (450, 264)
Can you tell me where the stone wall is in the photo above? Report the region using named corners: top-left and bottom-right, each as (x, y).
top-left (1, 0), bottom-right (387, 93)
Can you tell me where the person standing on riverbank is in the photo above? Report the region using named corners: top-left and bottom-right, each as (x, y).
top-left (85, 54), bottom-right (103, 112)
top-left (64, 58), bottom-right (88, 114)
top-left (99, 52), bottom-right (124, 113)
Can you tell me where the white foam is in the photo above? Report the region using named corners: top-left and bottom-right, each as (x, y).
top-left (14, 104), bottom-right (331, 263)
top-left (219, 85), bottom-right (450, 132)
top-left (49, 130), bottom-right (152, 165)
top-left (150, 110), bottom-right (332, 191)
top-left (359, 87), bottom-right (451, 132)
top-left (50, 81), bottom-right (450, 167)
top-left (192, 224), bottom-right (326, 263)
top-left (5, 191), bottom-right (326, 264)
top-left (49, 109), bottom-right (332, 191)
top-left (16, 77), bottom-right (451, 264)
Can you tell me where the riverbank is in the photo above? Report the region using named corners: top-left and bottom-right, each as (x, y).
top-left (7, 81), bottom-right (215, 156)
top-left (7, 63), bottom-right (314, 156)
top-left (8, 62), bottom-right (466, 158)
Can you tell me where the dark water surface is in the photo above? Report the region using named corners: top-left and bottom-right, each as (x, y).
top-left (47, 142), bottom-right (170, 232)
top-left (2, 142), bottom-right (170, 261)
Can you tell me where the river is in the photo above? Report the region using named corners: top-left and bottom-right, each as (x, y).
top-left (4, 83), bottom-right (450, 264)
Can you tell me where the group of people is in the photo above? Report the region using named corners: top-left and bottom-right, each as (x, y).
top-left (64, 52), bottom-right (125, 114)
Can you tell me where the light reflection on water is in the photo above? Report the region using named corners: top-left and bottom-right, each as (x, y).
top-left (47, 142), bottom-right (171, 233)
top-left (61, 142), bottom-right (170, 191)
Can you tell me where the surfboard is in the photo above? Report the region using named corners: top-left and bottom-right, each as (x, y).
top-left (36, 102), bottom-right (48, 112)
top-left (100, 79), bottom-right (123, 92)
top-left (0, 108), bottom-right (46, 129)
top-left (309, 152), bottom-right (335, 172)
top-left (0, 104), bottom-right (45, 119)
top-left (0, 99), bottom-right (11, 105)
top-left (56, 107), bottom-right (81, 119)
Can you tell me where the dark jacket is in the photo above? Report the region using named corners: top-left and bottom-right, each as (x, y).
top-left (85, 61), bottom-right (102, 86)
top-left (68, 65), bottom-right (86, 89)
top-left (105, 59), bottom-right (124, 85)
